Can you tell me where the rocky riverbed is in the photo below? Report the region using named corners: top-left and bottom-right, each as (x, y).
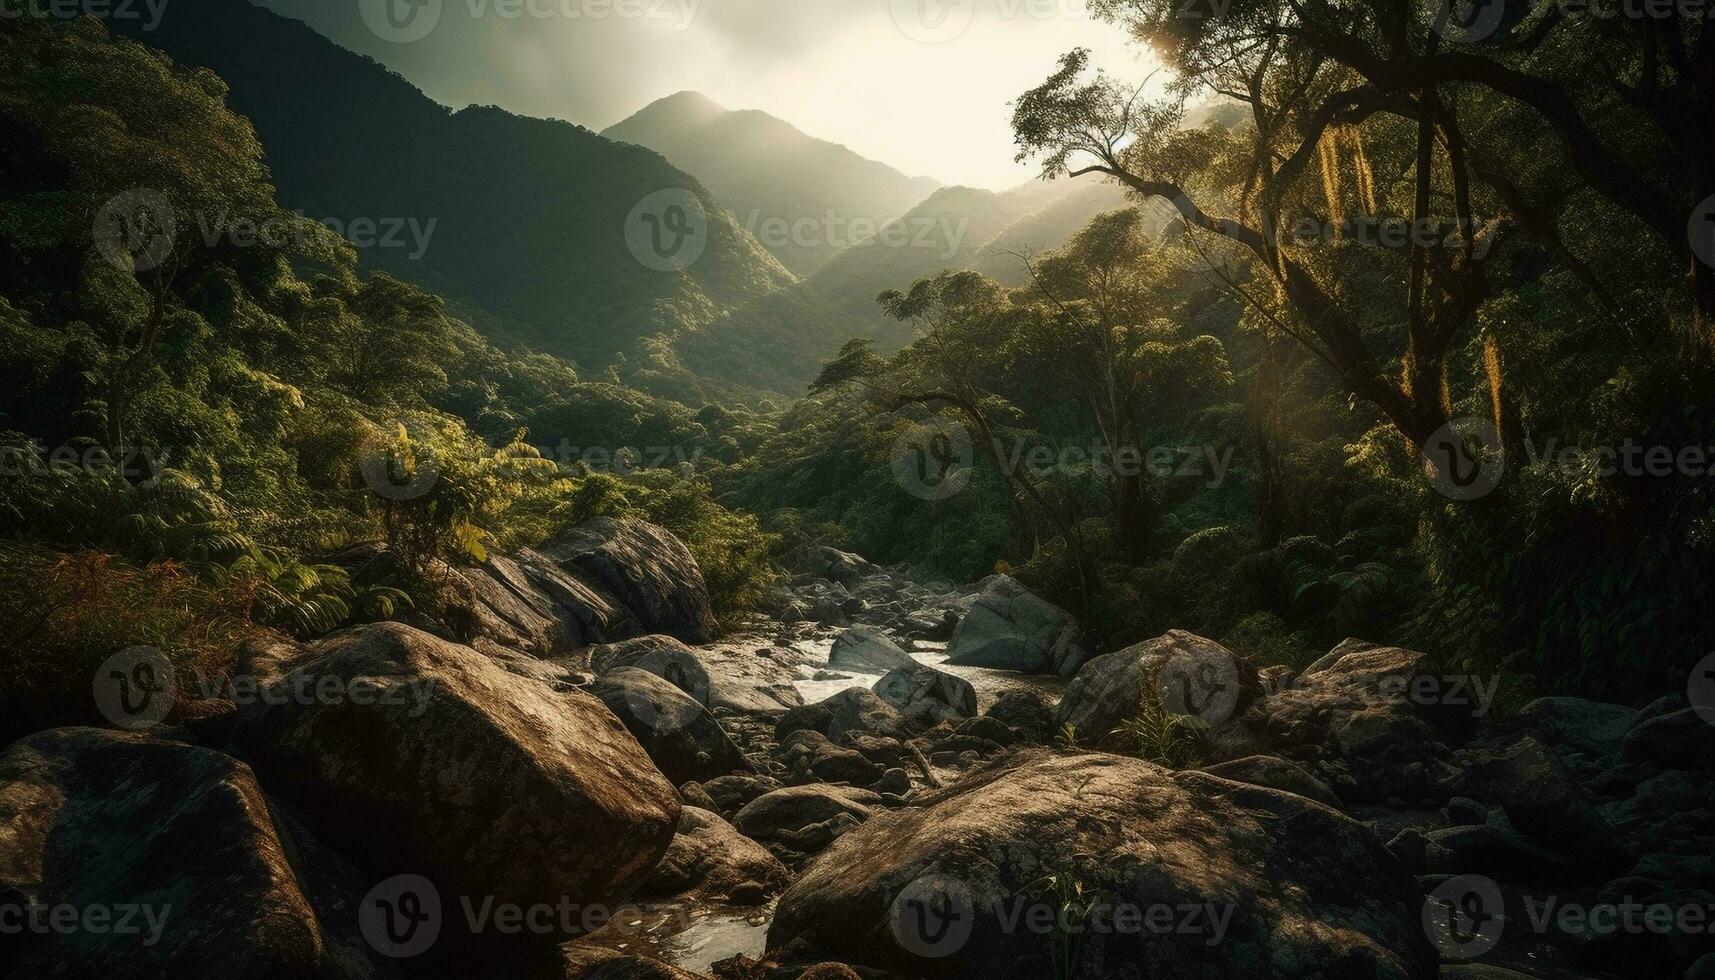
top-left (3, 526), bottom-right (1711, 980)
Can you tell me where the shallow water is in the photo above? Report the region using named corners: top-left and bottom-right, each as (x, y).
top-left (784, 632), bottom-right (1066, 709)
top-left (571, 901), bottom-right (772, 974)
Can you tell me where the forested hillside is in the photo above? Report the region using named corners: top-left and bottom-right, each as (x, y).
top-left (107, 0), bottom-right (796, 370)
top-left (604, 91), bottom-right (941, 277)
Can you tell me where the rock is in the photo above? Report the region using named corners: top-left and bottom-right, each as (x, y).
top-left (873, 666), bottom-right (978, 726)
top-left (1453, 736), bottom-right (1634, 875)
top-left (1301, 637), bottom-right (1378, 676)
top-left (954, 716), bottom-right (1017, 747)
top-left (1419, 824), bottom-right (1582, 880)
top-left (733, 784), bottom-right (882, 855)
top-left (452, 549), bottom-right (635, 658)
top-left (640, 807), bottom-right (790, 902)
top-left (595, 636), bottom-right (803, 715)
top-left (1244, 644), bottom-right (1465, 803)
top-left (1600, 770), bottom-right (1715, 851)
top-left (562, 947), bottom-right (702, 979)
top-left (767, 751), bottom-right (1435, 978)
top-left (701, 774), bottom-right (783, 816)
top-left (777, 689), bottom-right (912, 743)
top-left (1199, 755), bottom-right (1342, 809)
top-left (874, 768), bottom-right (912, 795)
top-left (943, 576), bottom-right (1090, 676)
top-left (695, 644), bottom-right (807, 714)
top-left (828, 627), bottom-right (915, 674)
top-left (590, 635), bottom-right (714, 703)
top-left (0, 728), bottom-right (386, 977)
top-left (591, 668), bottom-right (750, 785)
top-left (679, 780), bottom-right (720, 811)
top-left (232, 623), bottom-right (680, 919)
top-left (983, 691), bottom-right (1055, 742)
top-left (791, 546), bottom-right (879, 587)
top-left (1055, 630), bottom-right (1259, 756)
top-left (541, 518), bottom-right (718, 644)
top-left (1516, 697), bottom-right (1641, 755)
top-left (1621, 708), bottom-right (1713, 771)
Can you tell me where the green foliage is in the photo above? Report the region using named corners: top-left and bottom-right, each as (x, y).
top-left (1110, 696), bottom-right (1208, 769)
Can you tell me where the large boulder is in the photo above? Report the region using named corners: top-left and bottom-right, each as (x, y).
top-left (232, 623), bottom-right (680, 921)
top-left (1054, 630), bottom-right (1259, 757)
top-left (592, 635), bottom-right (802, 715)
top-left (828, 627), bottom-right (914, 674)
top-left (1243, 643), bottom-right (1466, 803)
top-left (777, 688), bottom-right (912, 743)
top-left (983, 691), bottom-right (1056, 742)
top-left (1515, 697), bottom-right (1640, 756)
top-left (591, 668), bottom-right (751, 785)
top-left (791, 546), bottom-right (879, 587)
top-left (767, 752), bottom-right (1435, 978)
top-left (0, 728), bottom-right (386, 978)
top-left (873, 666), bottom-right (978, 727)
top-left (943, 576), bottom-right (1089, 676)
top-left (590, 635), bottom-right (715, 705)
top-left (639, 806), bottom-right (790, 903)
top-left (1621, 708), bottom-right (1713, 771)
top-left (452, 549), bottom-right (636, 657)
top-left (1198, 754), bottom-right (1342, 809)
top-left (1453, 736), bottom-right (1635, 875)
top-left (541, 518), bottom-right (718, 644)
top-left (733, 784), bottom-right (883, 856)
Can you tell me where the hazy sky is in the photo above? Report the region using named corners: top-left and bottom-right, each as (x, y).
top-left (258, 0), bottom-right (1151, 189)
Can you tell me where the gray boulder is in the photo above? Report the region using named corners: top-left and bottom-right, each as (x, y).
top-left (1622, 708), bottom-right (1713, 771)
top-left (1055, 630), bottom-right (1259, 756)
top-left (777, 688), bottom-right (912, 743)
top-left (1516, 696), bottom-right (1641, 756)
top-left (943, 576), bottom-right (1089, 676)
top-left (639, 806), bottom-right (790, 903)
top-left (828, 627), bottom-right (915, 674)
top-left (0, 728), bottom-right (388, 978)
top-left (767, 751), bottom-right (1435, 978)
top-left (233, 623), bottom-right (680, 918)
top-left (542, 518), bottom-right (718, 643)
top-left (733, 784), bottom-right (882, 855)
top-left (874, 666), bottom-right (978, 726)
top-left (1199, 754), bottom-right (1342, 809)
top-left (591, 668), bottom-right (750, 785)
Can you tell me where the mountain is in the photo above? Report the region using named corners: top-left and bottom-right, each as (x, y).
top-left (110, 1), bottom-right (794, 370)
top-left (675, 178), bottom-right (1160, 394)
top-left (604, 92), bottom-right (941, 277)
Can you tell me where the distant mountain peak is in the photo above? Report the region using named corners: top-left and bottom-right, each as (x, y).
top-left (603, 97), bottom-right (941, 277)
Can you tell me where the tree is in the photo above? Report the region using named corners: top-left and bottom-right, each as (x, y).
top-left (1010, 208), bottom-right (1233, 559)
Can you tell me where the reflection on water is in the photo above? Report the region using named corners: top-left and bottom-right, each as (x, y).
top-left (785, 633), bottom-right (1065, 709)
top-left (572, 901), bottom-right (772, 975)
